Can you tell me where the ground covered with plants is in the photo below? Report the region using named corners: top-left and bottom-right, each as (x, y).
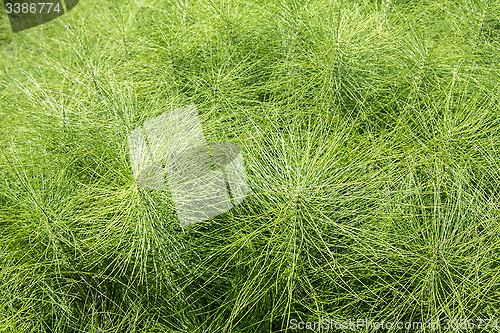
top-left (1, 0), bottom-right (500, 332)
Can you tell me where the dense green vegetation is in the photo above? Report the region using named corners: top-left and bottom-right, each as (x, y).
top-left (1, 0), bottom-right (500, 331)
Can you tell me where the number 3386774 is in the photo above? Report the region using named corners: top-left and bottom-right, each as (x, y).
top-left (5, 2), bottom-right (61, 14)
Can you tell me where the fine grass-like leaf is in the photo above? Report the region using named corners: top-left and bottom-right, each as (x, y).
top-left (1, 0), bottom-right (500, 332)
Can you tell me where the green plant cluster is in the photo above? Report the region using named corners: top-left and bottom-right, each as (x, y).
top-left (1, 0), bottom-right (500, 332)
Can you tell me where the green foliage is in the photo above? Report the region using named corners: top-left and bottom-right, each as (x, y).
top-left (1, 0), bottom-right (500, 331)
